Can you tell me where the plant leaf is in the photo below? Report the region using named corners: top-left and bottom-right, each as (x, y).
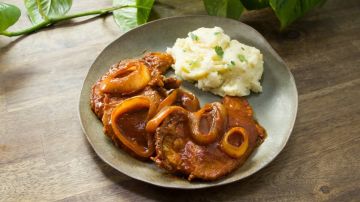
top-left (203, 0), bottom-right (244, 20)
top-left (241, 0), bottom-right (269, 10)
top-left (113, 0), bottom-right (154, 32)
top-left (24, 0), bottom-right (72, 24)
top-left (136, 0), bottom-right (153, 25)
top-left (0, 2), bottom-right (21, 32)
top-left (269, 0), bottom-right (326, 30)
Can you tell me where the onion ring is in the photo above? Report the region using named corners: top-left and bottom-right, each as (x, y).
top-left (111, 96), bottom-right (155, 158)
top-left (146, 106), bottom-right (189, 133)
top-left (189, 102), bottom-right (227, 145)
top-left (156, 89), bottom-right (179, 112)
top-left (100, 61), bottom-right (151, 94)
top-left (220, 127), bottom-right (249, 158)
top-left (177, 89), bottom-right (200, 112)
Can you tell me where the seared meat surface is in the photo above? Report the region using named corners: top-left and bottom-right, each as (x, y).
top-left (152, 97), bottom-right (266, 180)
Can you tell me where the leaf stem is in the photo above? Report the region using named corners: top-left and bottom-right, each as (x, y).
top-left (0, 5), bottom-right (147, 37)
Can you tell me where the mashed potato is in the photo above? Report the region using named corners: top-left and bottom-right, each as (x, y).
top-left (167, 27), bottom-right (264, 97)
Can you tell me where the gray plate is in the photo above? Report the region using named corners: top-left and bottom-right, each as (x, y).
top-left (79, 16), bottom-right (298, 189)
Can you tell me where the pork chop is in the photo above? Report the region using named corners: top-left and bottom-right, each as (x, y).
top-left (152, 96), bottom-right (266, 180)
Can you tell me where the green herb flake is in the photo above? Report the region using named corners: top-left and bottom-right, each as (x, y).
top-left (237, 54), bottom-right (247, 63)
top-left (230, 61), bottom-right (235, 66)
top-left (182, 68), bottom-right (190, 73)
top-left (190, 32), bottom-right (199, 41)
top-left (214, 32), bottom-right (221, 35)
top-left (214, 46), bottom-right (224, 57)
top-left (241, 47), bottom-right (245, 51)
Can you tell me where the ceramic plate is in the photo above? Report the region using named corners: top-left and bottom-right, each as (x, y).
top-left (79, 16), bottom-right (298, 189)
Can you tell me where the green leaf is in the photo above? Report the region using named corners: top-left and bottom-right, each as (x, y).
top-left (203, 0), bottom-right (244, 20)
top-left (241, 0), bottom-right (269, 10)
top-left (24, 0), bottom-right (72, 24)
top-left (113, 0), bottom-right (154, 31)
top-left (0, 2), bottom-right (21, 32)
top-left (214, 46), bottom-right (224, 57)
top-left (269, 0), bottom-right (326, 30)
top-left (136, 0), bottom-right (153, 25)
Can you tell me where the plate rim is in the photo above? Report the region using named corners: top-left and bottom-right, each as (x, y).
top-left (78, 15), bottom-right (298, 189)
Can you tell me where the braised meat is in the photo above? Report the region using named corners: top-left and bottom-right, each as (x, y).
top-left (90, 52), bottom-right (176, 119)
top-left (90, 52), bottom-right (266, 181)
top-left (90, 52), bottom-right (184, 159)
top-left (150, 96), bottom-right (266, 180)
top-left (100, 87), bottom-right (200, 159)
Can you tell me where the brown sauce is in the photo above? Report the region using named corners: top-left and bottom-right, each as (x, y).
top-left (228, 131), bottom-right (244, 147)
top-left (116, 108), bottom-right (149, 149)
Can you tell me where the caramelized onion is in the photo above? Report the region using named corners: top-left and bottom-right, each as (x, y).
top-left (111, 96), bottom-right (155, 158)
top-left (142, 88), bottom-right (162, 119)
top-left (157, 89), bottom-right (178, 112)
top-left (178, 89), bottom-right (200, 112)
top-left (146, 106), bottom-right (189, 133)
top-left (189, 102), bottom-right (227, 145)
top-left (220, 127), bottom-right (249, 158)
top-left (100, 61), bottom-right (151, 94)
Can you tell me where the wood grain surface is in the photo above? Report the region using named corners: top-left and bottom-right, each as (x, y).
top-left (0, 0), bottom-right (359, 201)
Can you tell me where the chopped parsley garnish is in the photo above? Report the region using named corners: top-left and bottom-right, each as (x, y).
top-left (214, 46), bottom-right (224, 57)
top-left (190, 32), bottom-right (199, 41)
top-left (182, 68), bottom-right (190, 73)
top-left (230, 61), bottom-right (235, 66)
top-left (237, 54), bottom-right (247, 63)
top-left (188, 60), bottom-right (200, 68)
top-left (214, 32), bottom-right (221, 35)
top-left (241, 47), bottom-right (245, 51)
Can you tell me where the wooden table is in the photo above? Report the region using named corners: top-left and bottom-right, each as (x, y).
top-left (1, 0), bottom-right (359, 201)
